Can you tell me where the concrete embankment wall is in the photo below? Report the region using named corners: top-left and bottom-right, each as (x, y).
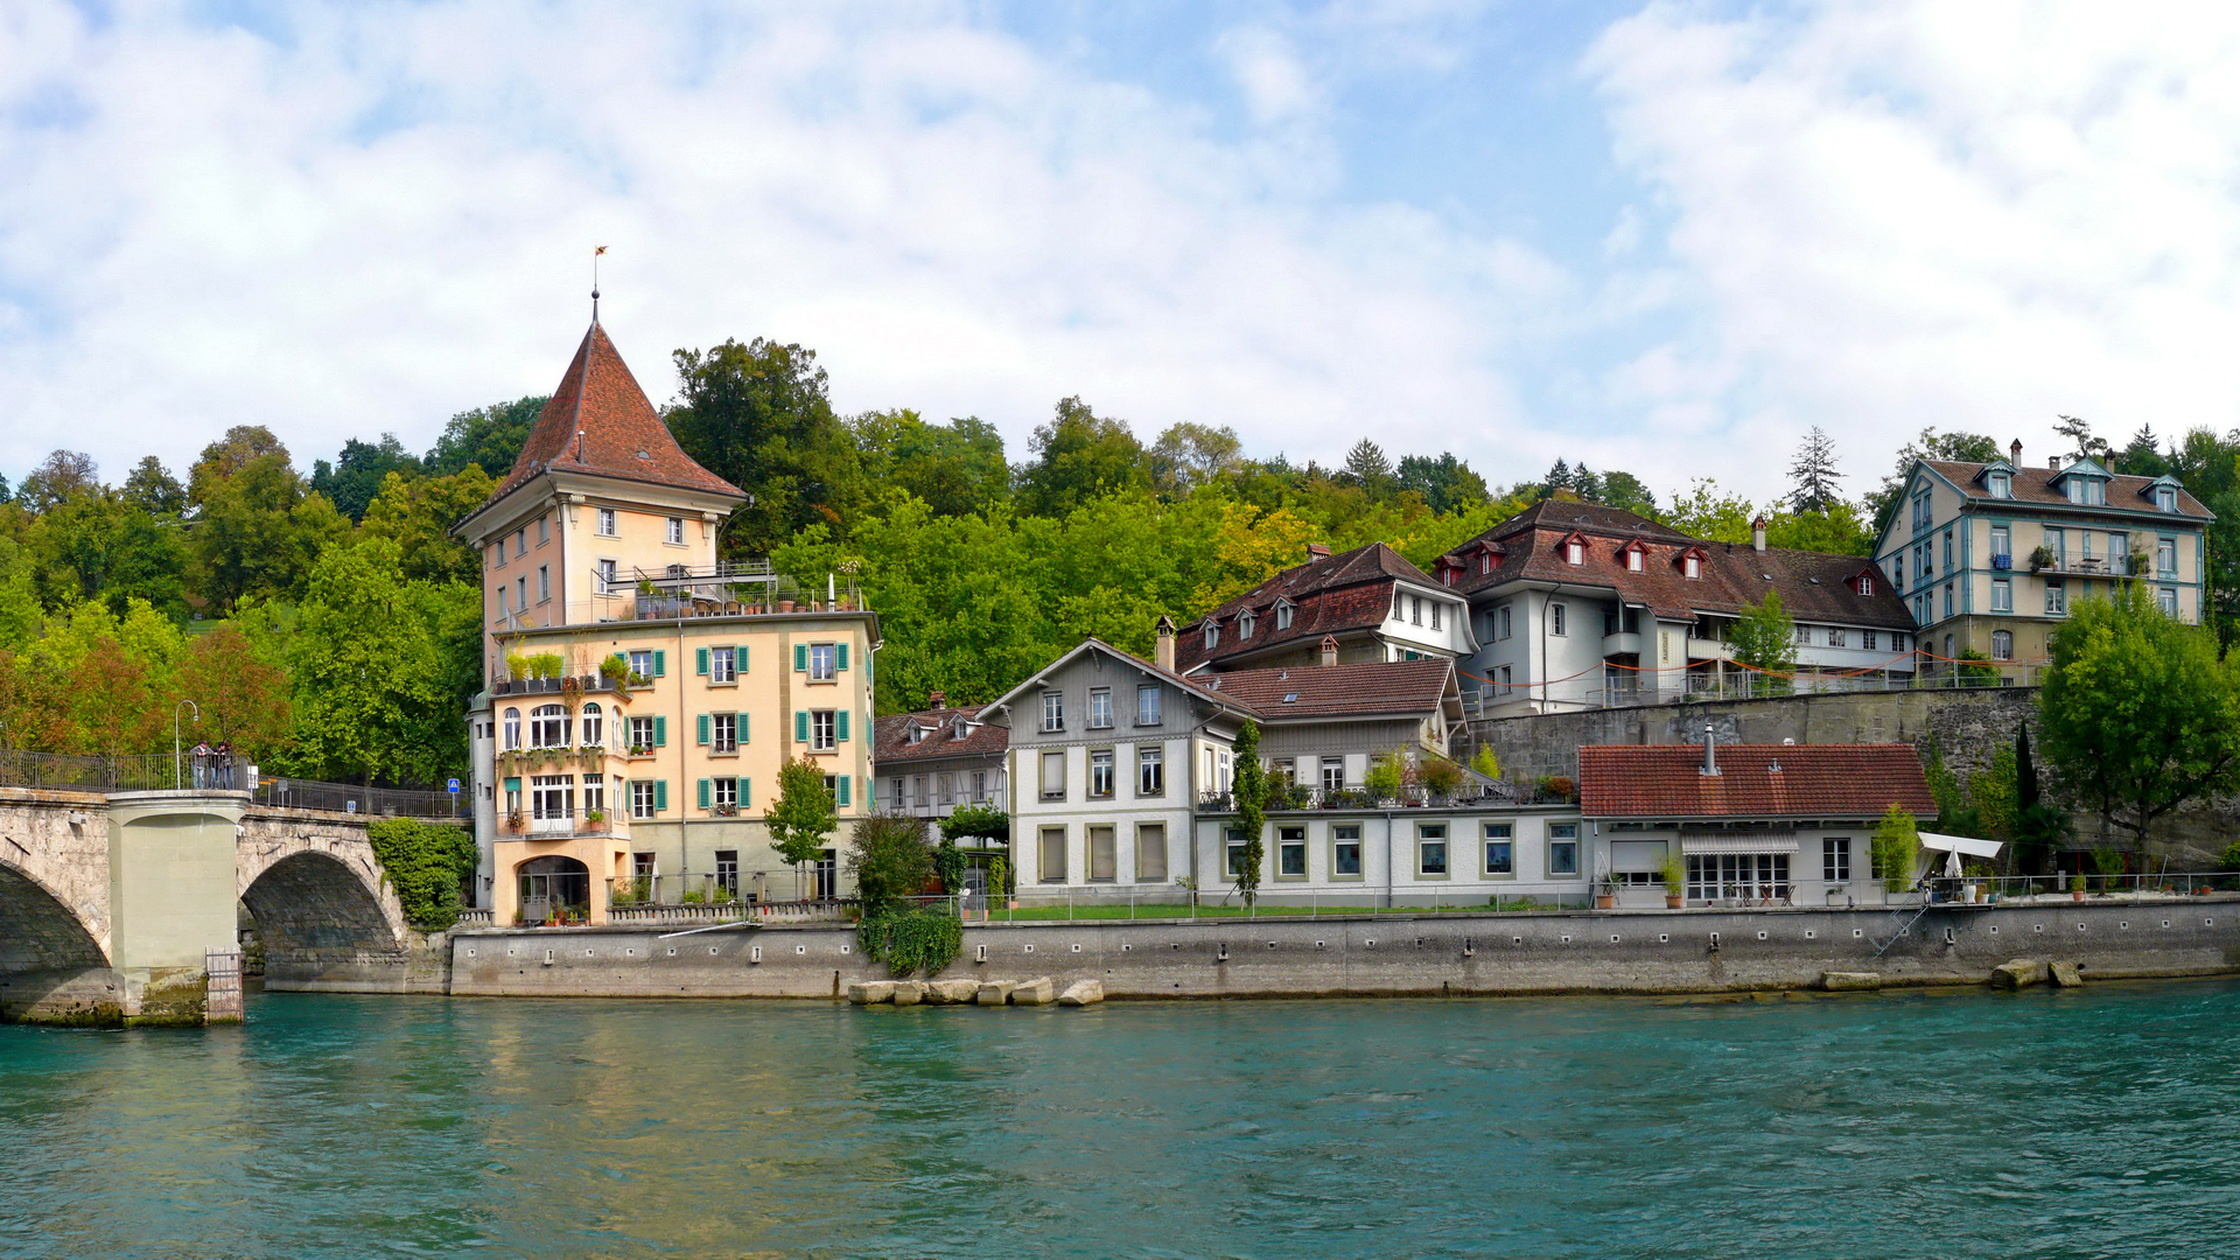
top-left (448, 898), bottom-right (2240, 1000)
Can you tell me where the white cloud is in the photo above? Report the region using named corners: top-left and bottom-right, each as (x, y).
top-left (1584, 0), bottom-right (2240, 502)
top-left (0, 0), bottom-right (1562, 487)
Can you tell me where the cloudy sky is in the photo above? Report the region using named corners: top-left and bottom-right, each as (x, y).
top-left (6, 1), bottom-right (2240, 504)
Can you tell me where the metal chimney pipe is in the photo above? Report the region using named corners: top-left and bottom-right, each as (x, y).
top-left (1702, 724), bottom-right (1719, 777)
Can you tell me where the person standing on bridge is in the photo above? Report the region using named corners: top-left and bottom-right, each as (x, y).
top-left (190, 739), bottom-right (213, 789)
top-left (212, 741), bottom-right (234, 790)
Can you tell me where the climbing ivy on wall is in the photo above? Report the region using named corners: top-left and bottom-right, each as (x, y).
top-left (366, 818), bottom-right (478, 930)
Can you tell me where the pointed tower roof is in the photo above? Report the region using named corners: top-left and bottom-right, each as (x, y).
top-left (494, 322), bottom-right (744, 500)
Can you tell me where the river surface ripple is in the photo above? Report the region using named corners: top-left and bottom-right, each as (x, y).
top-left (4, 982), bottom-right (2239, 1258)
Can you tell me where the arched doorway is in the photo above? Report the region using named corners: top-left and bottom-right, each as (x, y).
top-left (517, 855), bottom-right (590, 924)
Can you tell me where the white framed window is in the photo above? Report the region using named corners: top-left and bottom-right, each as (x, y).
top-left (710, 645), bottom-right (736, 684)
top-left (1320, 756), bottom-right (1345, 792)
top-left (493, 542), bottom-right (507, 569)
top-left (514, 529), bottom-right (526, 558)
top-left (1864, 631), bottom-right (1879, 651)
top-left (537, 565), bottom-right (549, 603)
top-left (1989, 472), bottom-right (2010, 499)
top-left (1275, 602), bottom-right (1293, 631)
top-left (1225, 829), bottom-right (1252, 879)
top-left (627, 649), bottom-right (656, 679)
top-left (1041, 690), bottom-right (1064, 732)
top-left (810, 710), bottom-right (837, 751)
top-left (515, 576), bottom-right (527, 611)
top-left (502, 707), bottom-right (521, 750)
top-left (971, 770), bottom-right (988, 802)
top-left (1136, 684), bottom-right (1162, 726)
top-left (1088, 748), bottom-right (1116, 799)
top-left (1483, 823), bottom-right (1514, 875)
top-left (1992, 630), bottom-right (2013, 660)
top-left (1431, 602), bottom-right (1442, 631)
top-left (1991, 526), bottom-right (2011, 563)
top-left (1912, 492), bottom-right (1931, 530)
top-left (2158, 486), bottom-right (2178, 512)
top-left (711, 712), bottom-right (738, 754)
top-left (527, 775), bottom-right (572, 821)
top-left (2045, 581), bottom-right (2067, 616)
top-left (1795, 625), bottom-right (1811, 645)
top-left (1991, 579), bottom-right (2012, 612)
top-left (582, 773), bottom-right (604, 815)
top-left (1624, 548), bottom-right (1643, 572)
top-left (1204, 623), bottom-right (1218, 650)
top-left (2160, 587), bottom-right (2179, 615)
top-left (2158, 537), bottom-right (2178, 575)
top-left (1547, 824), bottom-right (1580, 877)
top-left (665, 517), bottom-right (685, 545)
top-left (596, 558), bottom-right (618, 594)
top-left (1417, 825), bottom-right (1449, 877)
top-left (1239, 611), bottom-right (1255, 640)
top-left (1828, 628), bottom-right (1846, 648)
top-left (1683, 554), bottom-right (1702, 579)
top-left (1565, 540), bottom-right (1584, 565)
top-left (710, 776), bottom-right (739, 814)
top-left (889, 777), bottom-right (905, 807)
top-left (626, 715), bottom-right (656, 753)
top-left (596, 507), bottom-right (617, 536)
top-left (1893, 633), bottom-right (1908, 652)
top-left (936, 773), bottom-right (955, 806)
top-left (1138, 746), bottom-right (1164, 796)
top-left (581, 703), bottom-right (603, 747)
top-left (1410, 595), bottom-right (1423, 625)
top-left (1943, 584), bottom-right (1954, 619)
top-left (1823, 837), bottom-right (1851, 883)
top-left (529, 704), bottom-right (568, 748)
top-left (1278, 826), bottom-right (1307, 877)
top-left (808, 642), bottom-right (837, 681)
top-left (629, 779), bottom-right (659, 819)
top-left (1039, 750), bottom-right (1065, 801)
top-left (1088, 688), bottom-right (1113, 729)
top-left (1332, 824), bottom-right (1363, 878)
top-left (1550, 603), bottom-right (1567, 636)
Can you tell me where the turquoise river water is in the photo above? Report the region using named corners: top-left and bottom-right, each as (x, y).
top-left (5, 982), bottom-right (2240, 1258)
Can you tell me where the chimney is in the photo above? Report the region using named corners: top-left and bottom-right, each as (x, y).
top-left (2049, 454), bottom-right (2061, 471)
top-left (1750, 515), bottom-right (1768, 552)
top-left (927, 689), bottom-right (946, 709)
top-left (1154, 615), bottom-right (1177, 672)
top-left (2010, 438), bottom-right (2022, 467)
top-left (1305, 543), bottom-right (1331, 559)
top-left (1701, 725), bottom-right (1720, 777)
top-left (1319, 634), bottom-right (1339, 668)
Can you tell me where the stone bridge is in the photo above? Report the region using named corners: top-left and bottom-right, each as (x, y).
top-left (0, 787), bottom-right (417, 1026)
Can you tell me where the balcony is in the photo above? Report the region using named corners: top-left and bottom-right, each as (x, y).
top-left (1686, 638), bottom-right (1734, 662)
top-left (1601, 631), bottom-right (1642, 657)
top-left (504, 805), bottom-right (614, 839)
top-left (591, 561), bottom-right (867, 623)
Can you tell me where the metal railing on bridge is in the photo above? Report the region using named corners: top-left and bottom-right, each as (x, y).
top-left (0, 747), bottom-right (463, 821)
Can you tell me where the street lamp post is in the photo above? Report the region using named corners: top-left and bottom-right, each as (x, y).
top-left (174, 700), bottom-right (201, 790)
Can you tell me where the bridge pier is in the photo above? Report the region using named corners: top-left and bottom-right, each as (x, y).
top-left (103, 791), bottom-right (250, 1025)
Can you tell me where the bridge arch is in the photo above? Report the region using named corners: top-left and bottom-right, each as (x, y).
top-left (237, 831), bottom-right (410, 991)
top-left (0, 863), bottom-right (117, 1023)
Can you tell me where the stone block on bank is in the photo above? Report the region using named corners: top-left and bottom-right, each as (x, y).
top-left (2050, 960), bottom-right (2086, 988)
top-left (847, 980), bottom-right (896, 1005)
top-left (1991, 959), bottom-right (2049, 990)
top-left (1820, 971), bottom-right (1882, 992)
top-left (975, 981), bottom-right (1017, 1006)
top-left (890, 980), bottom-right (927, 1006)
top-left (1057, 979), bottom-right (1105, 1006)
top-left (928, 979), bottom-right (981, 1005)
top-left (1010, 977), bottom-right (1056, 1006)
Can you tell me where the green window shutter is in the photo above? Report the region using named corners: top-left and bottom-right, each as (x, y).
top-left (695, 647), bottom-right (709, 676)
top-left (739, 713), bottom-right (750, 744)
top-left (794, 643), bottom-right (808, 672)
top-left (736, 645), bottom-right (748, 673)
top-left (866, 777), bottom-right (876, 808)
top-left (697, 778), bottom-right (711, 810)
top-left (653, 715), bottom-right (668, 747)
top-left (502, 776), bottom-right (521, 793)
top-left (836, 710), bottom-right (851, 742)
top-left (696, 714), bottom-right (711, 746)
top-left (741, 778), bottom-right (752, 810)
top-left (654, 780), bottom-right (669, 811)
top-left (837, 775), bottom-right (852, 807)
top-left (653, 650), bottom-right (667, 677)
top-left (836, 643), bottom-right (850, 671)
top-left (795, 710), bottom-right (809, 742)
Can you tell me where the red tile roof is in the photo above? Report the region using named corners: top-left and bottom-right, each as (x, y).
top-left (1174, 542), bottom-right (1442, 672)
top-left (1438, 500), bottom-right (1913, 629)
top-left (872, 706), bottom-right (1007, 764)
top-left (1203, 657), bottom-right (1456, 719)
top-left (1922, 460), bottom-right (2212, 519)
top-left (1578, 744), bottom-right (1935, 819)
top-left (495, 322), bottom-right (744, 501)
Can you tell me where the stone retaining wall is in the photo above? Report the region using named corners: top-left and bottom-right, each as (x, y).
top-left (448, 897), bottom-right (2240, 1001)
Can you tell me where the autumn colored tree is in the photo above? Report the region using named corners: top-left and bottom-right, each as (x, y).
top-left (177, 625), bottom-right (292, 761)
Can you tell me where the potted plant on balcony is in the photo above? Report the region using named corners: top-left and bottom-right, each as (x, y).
top-left (583, 808), bottom-right (606, 833)
top-left (2029, 545), bottom-right (2056, 573)
top-left (2129, 551), bottom-right (2152, 576)
top-left (600, 653), bottom-right (631, 697)
top-left (1418, 756), bottom-right (1465, 803)
top-left (506, 809), bottom-right (526, 834)
top-left (1662, 851), bottom-right (1686, 909)
top-left (1594, 871), bottom-right (1620, 910)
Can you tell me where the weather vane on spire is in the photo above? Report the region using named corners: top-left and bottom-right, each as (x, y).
top-left (592, 245), bottom-right (607, 321)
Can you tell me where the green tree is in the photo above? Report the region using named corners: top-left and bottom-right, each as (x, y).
top-left (424, 396), bottom-right (547, 478)
top-left (1395, 452), bottom-right (1489, 514)
top-left (1728, 591), bottom-right (1797, 696)
top-left (668, 337), bottom-right (865, 554)
top-left (1341, 439), bottom-right (1395, 496)
top-left (2012, 725), bottom-right (2067, 874)
top-left (1871, 803), bottom-right (1921, 892)
top-left (16, 449), bottom-right (101, 513)
top-left (2039, 583), bottom-right (2240, 850)
top-left (768, 756), bottom-right (838, 899)
top-left (2115, 425), bottom-right (2169, 478)
top-left (121, 457), bottom-right (186, 518)
top-left (1599, 470), bottom-right (1660, 518)
top-left (1148, 422), bottom-right (1243, 498)
top-left (849, 410), bottom-right (1010, 516)
top-left (1664, 479), bottom-right (1758, 544)
top-left (187, 425), bottom-right (290, 506)
top-left (311, 434), bottom-right (422, 522)
top-left (1015, 396), bottom-right (1148, 517)
top-left (177, 624), bottom-right (293, 762)
top-left (0, 537), bottom-right (40, 649)
top-left (846, 812), bottom-right (932, 918)
top-left (359, 466), bottom-right (497, 584)
top-left (1230, 719), bottom-right (1266, 906)
top-left (1764, 502), bottom-right (1873, 557)
top-left (1786, 426), bottom-right (1844, 513)
top-left (1866, 428), bottom-right (2000, 532)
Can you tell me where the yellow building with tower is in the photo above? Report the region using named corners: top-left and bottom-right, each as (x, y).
top-left (454, 315), bottom-right (877, 925)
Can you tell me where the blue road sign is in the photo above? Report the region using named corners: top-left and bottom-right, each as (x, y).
top-left (447, 778), bottom-right (461, 794)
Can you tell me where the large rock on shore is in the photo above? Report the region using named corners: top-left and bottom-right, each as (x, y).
top-left (975, 981), bottom-right (1016, 1006)
top-left (1010, 977), bottom-right (1056, 1006)
top-left (890, 980), bottom-right (927, 1006)
top-left (1991, 959), bottom-right (2049, 990)
top-left (847, 980), bottom-right (896, 1005)
top-left (1058, 979), bottom-right (1105, 1006)
top-left (927, 979), bottom-right (981, 1005)
top-left (1820, 972), bottom-right (1882, 992)
top-left (2050, 960), bottom-right (2086, 988)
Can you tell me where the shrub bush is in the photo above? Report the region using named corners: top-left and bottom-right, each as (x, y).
top-left (365, 819), bottom-right (478, 930)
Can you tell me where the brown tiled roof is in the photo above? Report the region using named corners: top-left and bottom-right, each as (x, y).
top-left (1174, 542), bottom-right (1440, 672)
top-left (1438, 502), bottom-right (1913, 629)
top-left (982, 638), bottom-right (1256, 727)
top-left (873, 706), bottom-right (1007, 765)
top-left (1921, 460), bottom-right (2212, 519)
top-left (1578, 744), bottom-right (1935, 819)
top-left (1204, 657), bottom-right (1455, 720)
top-left (494, 322), bottom-right (744, 500)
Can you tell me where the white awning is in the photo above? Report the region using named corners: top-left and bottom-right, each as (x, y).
top-left (1918, 832), bottom-right (2003, 859)
top-left (1680, 832), bottom-right (1798, 855)
top-left (1610, 841), bottom-right (1669, 872)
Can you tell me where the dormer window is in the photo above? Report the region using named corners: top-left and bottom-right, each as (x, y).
top-left (951, 718), bottom-right (969, 741)
top-left (1480, 552), bottom-right (1493, 575)
top-left (1621, 542), bottom-right (1645, 572)
top-left (1683, 555), bottom-right (1701, 579)
top-left (1204, 623), bottom-right (1219, 650)
top-left (1857, 573), bottom-right (1875, 596)
top-left (2157, 486), bottom-right (2178, 512)
top-left (1989, 473), bottom-right (2011, 499)
top-left (1238, 610), bottom-right (1255, 640)
top-left (1565, 540), bottom-right (1584, 565)
top-left (2065, 476), bottom-right (2106, 506)
top-left (1275, 601), bottom-right (1293, 631)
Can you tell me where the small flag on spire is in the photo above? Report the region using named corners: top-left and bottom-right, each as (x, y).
top-left (595, 245), bottom-right (607, 255)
